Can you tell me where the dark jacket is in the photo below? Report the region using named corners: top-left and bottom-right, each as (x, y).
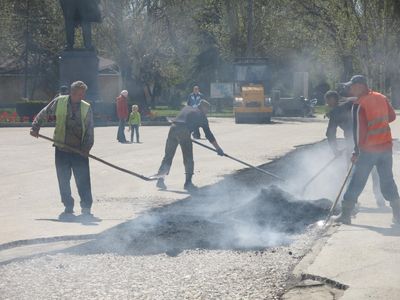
top-left (173, 106), bottom-right (216, 143)
top-left (326, 101), bottom-right (353, 151)
top-left (187, 92), bottom-right (204, 107)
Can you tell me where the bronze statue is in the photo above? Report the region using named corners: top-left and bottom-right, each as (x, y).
top-left (59, 0), bottom-right (101, 50)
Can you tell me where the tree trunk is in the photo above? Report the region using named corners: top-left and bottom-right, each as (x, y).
top-left (341, 55), bottom-right (353, 81)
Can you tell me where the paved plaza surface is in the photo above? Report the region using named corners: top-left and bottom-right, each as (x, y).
top-left (1, 117), bottom-right (400, 299)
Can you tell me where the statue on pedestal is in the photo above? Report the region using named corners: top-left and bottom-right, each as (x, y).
top-left (59, 0), bottom-right (102, 50)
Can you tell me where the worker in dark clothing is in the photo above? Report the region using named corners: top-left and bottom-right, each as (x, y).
top-left (325, 91), bottom-right (386, 208)
top-left (156, 100), bottom-right (224, 191)
top-left (325, 91), bottom-right (354, 156)
top-left (187, 85), bottom-right (204, 139)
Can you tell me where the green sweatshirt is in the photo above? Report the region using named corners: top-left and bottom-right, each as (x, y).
top-left (128, 111), bottom-right (141, 126)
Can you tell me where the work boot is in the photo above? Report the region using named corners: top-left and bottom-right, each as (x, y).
top-left (58, 207), bottom-right (75, 221)
top-left (390, 200), bottom-right (400, 224)
top-left (376, 196), bottom-right (386, 208)
top-left (81, 207), bottom-right (92, 216)
top-left (64, 206), bottom-right (74, 214)
top-left (332, 202), bottom-right (354, 225)
top-left (184, 174), bottom-right (198, 191)
top-left (156, 178), bottom-right (167, 190)
top-left (184, 181), bottom-right (198, 192)
top-left (351, 202), bottom-right (360, 217)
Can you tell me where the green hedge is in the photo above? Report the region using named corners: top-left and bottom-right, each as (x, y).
top-left (14, 100), bottom-right (118, 123)
top-left (16, 101), bottom-right (48, 121)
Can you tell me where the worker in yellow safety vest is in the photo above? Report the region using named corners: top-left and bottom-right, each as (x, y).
top-left (31, 81), bottom-right (95, 220)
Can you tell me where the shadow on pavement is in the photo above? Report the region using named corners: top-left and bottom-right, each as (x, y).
top-left (350, 224), bottom-right (400, 237)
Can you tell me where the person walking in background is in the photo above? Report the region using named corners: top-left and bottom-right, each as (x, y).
top-left (187, 85), bottom-right (204, 139)
top-left (155, 100), bottom-right (224, 191)
top-left (116, 90), bottom-right (129, 143)
top-left (333, 75), bottom-right (400, 225)
top-left (324, 90), bottom-right (386, 208)
top-left (30, 81), bottom-right (95, 220)
top-left (128, 104), bottom-right (141, 143)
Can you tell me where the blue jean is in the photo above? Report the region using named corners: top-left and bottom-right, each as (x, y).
top-left (55, 148), bottom-right (93, 210)
top-left (130, 125), bottom-right (140, 142)
top-left (343, 150), bottom-right (400, 207)
top-left (117, 119), bottom-right (127, 142)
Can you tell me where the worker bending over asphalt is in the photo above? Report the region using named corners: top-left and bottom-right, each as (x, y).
top-left (156, 100), bottom-right (224, 191)
top-left (325, 90), bottom-right (386, 208)
top-left (30, 81), bottom-right (95, 220)
top-left (334, 75), bottom-right (400, 225)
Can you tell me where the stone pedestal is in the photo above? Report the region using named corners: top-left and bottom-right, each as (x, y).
top-left (59, 50), bottom-right (100, 101)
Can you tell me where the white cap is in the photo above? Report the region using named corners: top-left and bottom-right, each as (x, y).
top-left (121, 90), bottom-right (128, 97)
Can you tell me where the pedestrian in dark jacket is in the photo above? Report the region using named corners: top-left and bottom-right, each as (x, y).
top-left (155, 100), bottom-right (224, 191)
top-left (187, 85), bottom-right (204, 139)
top-left (116, 90), bottom-right (129, 143)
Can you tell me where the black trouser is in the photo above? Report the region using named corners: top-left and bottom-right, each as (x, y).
top-left (117, 119), bottom-right (127, 142)
top-left (55, 148), bottom-right (93, 210)
top-left (130, 125), bottom-right (140, 143)
top-left (192, 128), bottom-right (201, 139)
top-left (157, 124), bottom-right (194, 176)
top-left (343, 150), bottom-right (400, 208)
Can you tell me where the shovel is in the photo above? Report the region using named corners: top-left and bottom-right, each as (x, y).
top-left (37, 134), bottom-right (157, 181)
top-left (191, 139), bottom-right (285, 181)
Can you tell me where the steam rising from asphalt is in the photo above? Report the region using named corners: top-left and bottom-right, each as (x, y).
top-left (68, 140), bottom-right (346, 256)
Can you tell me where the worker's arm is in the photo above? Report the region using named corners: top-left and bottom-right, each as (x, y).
top-left (30, 98), bottom-right (58, 137)
top-left (351, 103), bottom-right (368, 162)
top-left (387, 99), bottom-right (396, 123)
top-left (200, 120), bottom-right (224, 156)
top-left (326, 115), bottom-right (340, 156)
top-left (211, 140), bottom-right (224, 156)
top-left (81, 107), bottom-right (94, 154)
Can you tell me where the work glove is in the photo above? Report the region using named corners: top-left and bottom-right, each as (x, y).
top-left (30, 128), bottom-right (39, 138)
top-left (216, 147), bottom-right (224, 156)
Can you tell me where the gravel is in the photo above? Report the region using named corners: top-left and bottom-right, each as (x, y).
top-left (0, 228), bottom-right (318, 300)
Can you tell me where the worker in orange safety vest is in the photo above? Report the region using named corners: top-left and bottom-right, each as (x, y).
top-left (333, 75), bottom-right (400, 225)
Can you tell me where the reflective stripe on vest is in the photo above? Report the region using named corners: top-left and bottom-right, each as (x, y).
top-left (366, 126), bottom-right (390, 137)
top-left (54, 96), bottom-right (90, 147)
top-left (358, 91), bottom-right (392, 146)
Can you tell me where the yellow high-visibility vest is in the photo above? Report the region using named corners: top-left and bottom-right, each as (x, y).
top-left (54, 96), bottom-right (90, 147)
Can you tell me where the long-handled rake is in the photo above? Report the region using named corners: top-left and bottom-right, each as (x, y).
top-left (37, 134), bottom-right (157, 181)
top-left (324, 162), bottom-right (354, 225)
top-left (191, 139), bottom-right (285, 182)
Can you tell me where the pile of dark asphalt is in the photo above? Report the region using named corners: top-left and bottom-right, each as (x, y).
top-left (63, 185), bottom-right (333, 257)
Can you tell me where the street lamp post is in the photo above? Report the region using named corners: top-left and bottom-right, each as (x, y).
top-left (23, 0), bottom-right (30, 99)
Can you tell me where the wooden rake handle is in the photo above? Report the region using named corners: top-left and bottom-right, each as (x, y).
top-left (37, 133), bottom-right (155, 181)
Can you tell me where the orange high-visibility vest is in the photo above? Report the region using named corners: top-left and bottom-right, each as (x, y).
top-left (358, 91), bottom-right (392, 146)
